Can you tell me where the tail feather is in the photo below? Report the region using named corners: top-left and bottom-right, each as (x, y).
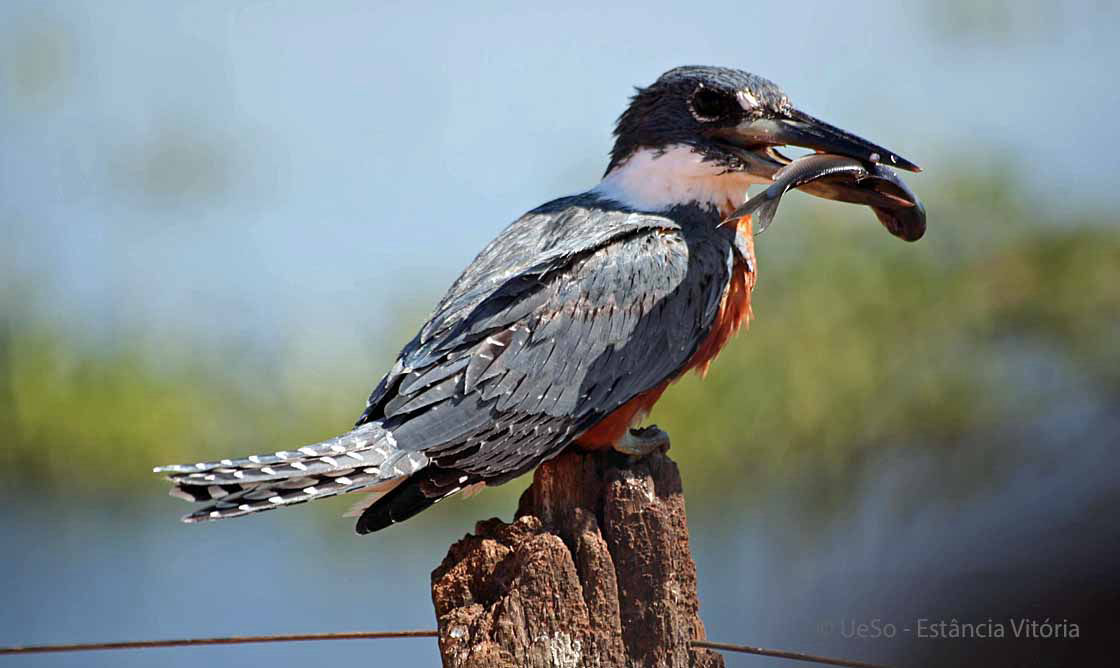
top-left (341, 478), bottom-right (406, 518)
top-left (354, 476), bottom-right (440, 534)
top-left (155, 424), bottom-right (407, 485)
top-left (354, 467), bottom-right (479, 534)
top-left (154, 423), bottom-right (429, 523)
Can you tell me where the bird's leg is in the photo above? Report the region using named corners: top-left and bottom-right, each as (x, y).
top-left (613, 424), bottom-right (671, 457)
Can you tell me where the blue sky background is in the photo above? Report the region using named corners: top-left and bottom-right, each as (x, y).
top-left (3, 1), bottom-right (1117, 351)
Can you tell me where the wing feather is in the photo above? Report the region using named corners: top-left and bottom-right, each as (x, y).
top-left (355, 196), bottom-right (739, 520)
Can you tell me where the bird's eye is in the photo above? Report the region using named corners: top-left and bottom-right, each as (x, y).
top-left (689, 87), bottom-right (737, 122)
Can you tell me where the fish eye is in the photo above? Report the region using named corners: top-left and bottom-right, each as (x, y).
top-left (689, 86), bottom-right (738, 122)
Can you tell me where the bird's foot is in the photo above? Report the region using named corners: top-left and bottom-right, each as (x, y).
top-left (613, 425), bottom-right (671, 458)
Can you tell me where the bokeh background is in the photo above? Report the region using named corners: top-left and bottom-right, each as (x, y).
top-left (2, 1), bottom-right (1118, 666)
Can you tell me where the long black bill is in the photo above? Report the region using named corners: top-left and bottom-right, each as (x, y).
top-left (735, 108), bottom-right (921, 172)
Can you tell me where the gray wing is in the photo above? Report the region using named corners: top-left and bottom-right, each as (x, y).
top-left (356, 198), bottom-right (734, 511)
top-left (157, 195), bottom-right (743, 532)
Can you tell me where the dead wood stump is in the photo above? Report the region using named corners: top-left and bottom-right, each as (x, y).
top-left (431, 449), bottom-right (724, 668)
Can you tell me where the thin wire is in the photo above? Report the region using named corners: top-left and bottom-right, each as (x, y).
top-left (691, 640), bottom-right (888, 668)
top-left (0, 630), bottom-right (889, 668)
top-left (0, 630), bottom-right (438, 655)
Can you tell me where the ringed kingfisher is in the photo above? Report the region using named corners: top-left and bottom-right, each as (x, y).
top-left (157, 66), bottom-right (924, 534)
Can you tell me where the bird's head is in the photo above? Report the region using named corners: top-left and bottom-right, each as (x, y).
top-left (599, 66), bottom-right (921, 224)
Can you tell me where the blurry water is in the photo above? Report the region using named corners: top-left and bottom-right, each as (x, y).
top-left (2, 499), bottom-right (446, 667)
top-left (4, 392), bottom-right (1115, 667)
top-left (693, 402), bottom-right (1120, 665)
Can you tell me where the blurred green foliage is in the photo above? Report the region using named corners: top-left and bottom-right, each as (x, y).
top-left (0, 313), bottom-right (388, 494)
top-left (1, 170), bottom-right (1117, 502)
top-left (657, 209), bottom-right (1119, 485)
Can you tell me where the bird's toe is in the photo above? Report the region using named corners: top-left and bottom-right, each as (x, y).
top-left (614, 425), bottom-right (671, 458)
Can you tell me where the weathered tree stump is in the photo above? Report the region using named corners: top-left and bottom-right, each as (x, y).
top-left (431, 449), bottom-right (724, 668)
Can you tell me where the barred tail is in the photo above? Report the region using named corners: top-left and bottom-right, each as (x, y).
top-left (153, 423), bottom-right (428, 523)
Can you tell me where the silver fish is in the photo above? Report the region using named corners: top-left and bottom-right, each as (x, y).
top-left (724, 153), bottom-right (926, 241)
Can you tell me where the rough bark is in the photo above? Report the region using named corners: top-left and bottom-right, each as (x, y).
top-left (431, 449), bottom-right (724, 668)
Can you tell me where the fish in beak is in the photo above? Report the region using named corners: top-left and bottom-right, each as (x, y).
top-left (714, 107), bottom-right (926, 241)
top-left (725, 154), bottom-right (927, 241)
